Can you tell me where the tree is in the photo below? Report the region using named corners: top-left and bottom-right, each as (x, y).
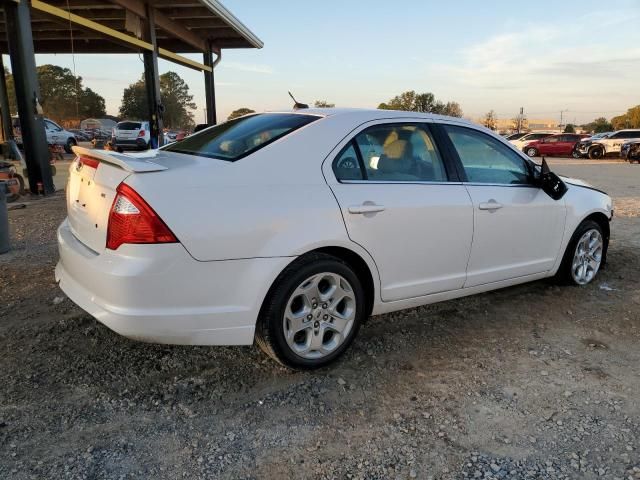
top-left (582, 117), bottom-right (613, 133)
top-left (563, 124), bottom-right (576, 133)
top-left (378, 90), bottom-right (463, 117)
top-left (314, 100), bottom-right (335, 108)
top-left (119, 71), bottom-right (197, 129)
top-left (610, 105), bottom-right (640, 130)
top-left (483, 110), bottom-right (497, 130)
top-left (227, 108), bottom-right (256, 120)
top-left (5, 64), bottom-right (106, 123)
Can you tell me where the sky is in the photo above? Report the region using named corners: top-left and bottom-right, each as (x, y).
top-left (15, 0), bottom-right (640, 125)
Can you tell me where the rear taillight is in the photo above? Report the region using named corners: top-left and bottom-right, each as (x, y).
top-left (138, 130), bottom-right (146, 137)
top-left (106, 183), bottom-right (177, 250)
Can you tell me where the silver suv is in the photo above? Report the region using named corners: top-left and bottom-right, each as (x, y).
top-left (112, 121), bottom-right (151, 150)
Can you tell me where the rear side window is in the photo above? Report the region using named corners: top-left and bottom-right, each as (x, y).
top-left (333, 123), bottom-right (447, 182)
top-left (117, 122), bottom-right (142, 130)
top-left (163, 113), bottom-right (319, 161)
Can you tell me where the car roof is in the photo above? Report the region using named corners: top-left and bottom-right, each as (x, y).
top-left (265, 107), bottom-right (477, 125)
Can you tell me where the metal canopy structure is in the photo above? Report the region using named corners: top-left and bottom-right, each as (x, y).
top-left (0, 0), bottom-right (262, 194)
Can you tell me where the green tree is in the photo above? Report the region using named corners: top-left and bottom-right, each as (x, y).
top-left (227, 108), bottom-right (255, 120)
top-left (582, 117), bottom-right (613, 133)
top-left (119, 71), bottom-right (196, 129)
top-left (5, 65), bottom-right (106, 123)
top-left (378, 90), bottom-right (462, 117)
top-left (563, 123), bottom-right (576, 133)
top-left (314, 100), bottom-right (335, 108)
top-left (483, 110), bottom-right (497, 130)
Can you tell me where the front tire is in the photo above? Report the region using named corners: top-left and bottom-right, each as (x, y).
top-left (64, 138), bottom-right (77, 154)
top-left (588, 146), bottom-right (604, 159)
top-left (572, 149), bottom-right (581, 159)
top-left (525, 147), bottom-right (539, 157)
top-left (255, 253), bottom-right (366, 369)
top-left (555, 220), bottom-right (605, 286)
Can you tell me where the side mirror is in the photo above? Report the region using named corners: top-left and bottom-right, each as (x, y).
top-left (536, 158), bottom-right (567, 200)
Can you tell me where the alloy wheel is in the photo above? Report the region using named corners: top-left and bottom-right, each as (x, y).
top-left (282, 272), bottom-right (356, 359)
top-left (571, 229), bottom-right (603, 285)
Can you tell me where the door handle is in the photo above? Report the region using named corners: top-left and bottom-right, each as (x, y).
top-left (348, 204), bottom-right (386, 214)
top-left (478, 200), bottom-right (503, 211)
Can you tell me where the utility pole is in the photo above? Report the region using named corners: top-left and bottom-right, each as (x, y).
top-left (560, 109), bottom-right (568, 132)
top-left (517, 107), bottom-right (524, 133)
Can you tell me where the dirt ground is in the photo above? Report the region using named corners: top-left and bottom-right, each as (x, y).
top-left (1, 161), bottom-right (639, 480)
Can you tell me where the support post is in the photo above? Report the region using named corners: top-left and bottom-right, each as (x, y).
top-left (142, 5), bottom-right (163, 148)
top-left (0, 55), bottom-right (13, 143)
top-left (4, 0), bottom-right (54, 194)
top-left (203, 50), bottom-right (217, 125)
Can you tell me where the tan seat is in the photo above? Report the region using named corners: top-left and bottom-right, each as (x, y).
top-left (376, 139), bottom-right (418, 180)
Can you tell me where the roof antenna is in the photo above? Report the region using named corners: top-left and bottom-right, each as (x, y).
top-left (288, 91), bottom-right (309, 110)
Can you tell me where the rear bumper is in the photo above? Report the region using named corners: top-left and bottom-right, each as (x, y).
top-left (55, 219), bottom-right (292, 345)
top-left (113, 138), bottom-right (147, 148)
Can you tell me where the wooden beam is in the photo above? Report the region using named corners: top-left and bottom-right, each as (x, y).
top-left (107, 0), bottom-right (208, 52)
top-left (30, 0), bottom-right (211, 71)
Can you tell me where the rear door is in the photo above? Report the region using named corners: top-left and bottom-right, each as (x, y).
top-left (439, 123), bottom-right (566, 287)
top-left (116, 122), bottom-right (141, 141)
top-left (324, 121), bottom-right (473, 302)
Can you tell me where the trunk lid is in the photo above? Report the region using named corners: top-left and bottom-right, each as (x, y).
top-left (65, 146), bottom-right (167, 253)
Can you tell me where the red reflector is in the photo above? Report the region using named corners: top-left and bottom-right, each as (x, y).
top-left (138, 130), bottom-right (146, 137)
top-left (106, 183), bottom-right (177, 250)
top-left (79, 156), bottom-right (100, 169)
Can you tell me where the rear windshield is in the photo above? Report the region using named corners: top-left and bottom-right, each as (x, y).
top-left (162, 113), bottom-right (319, 161)
top-left (117, 122), bottom-right (142, 130)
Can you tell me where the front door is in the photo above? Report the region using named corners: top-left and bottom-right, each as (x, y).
top-left (440, 124), bottom-right (566, 287)
top-left (325, 121), bottom-right (474, 302)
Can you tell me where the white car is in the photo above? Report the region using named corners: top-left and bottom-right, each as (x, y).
top-left (56, 109), bottom-right (613, 369)
top-left (509, 132), bottom-right (553, 150)
top-left (575, 129), bottom-right (640, 159)
top-left (112, 121), bottom-right (151, 150)
top-left (12, 116), bottom-right (78, 153)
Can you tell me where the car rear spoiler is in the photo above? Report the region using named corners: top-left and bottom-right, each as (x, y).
top-left (71, 146), bottom-right (167, 173)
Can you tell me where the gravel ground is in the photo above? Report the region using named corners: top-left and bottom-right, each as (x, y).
top-left (1, 161), bottom-right (639, 480)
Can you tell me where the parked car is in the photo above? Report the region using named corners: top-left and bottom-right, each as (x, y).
top-left (12, 116), bottom-right (78, 153)
top-left (112, 121), bottom-right (151, 150)
top-left (69, 129), bottom-right (91, 142)
top-left (575, 129), bottom-right (640, 159)
top-left (523, 133), bottom-right (590, 158)
top-left (504, 132), bottom-right (527, 141)
top-left (509, 132), bottom-right (553, 150)
top-left (621, 141), bottom-right (640, 163)
top-left (56, 109), bottom-right (612, 369)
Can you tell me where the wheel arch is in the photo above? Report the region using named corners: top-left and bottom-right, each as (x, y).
top-left (257, 245), bottom-right (378, 328)
top-left (583, 211), bottom-right (610, 264)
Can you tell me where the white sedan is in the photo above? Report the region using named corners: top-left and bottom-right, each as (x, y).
top-left (56, 109), bottom-right (612, 369)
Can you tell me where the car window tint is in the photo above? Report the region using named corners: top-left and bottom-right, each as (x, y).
top-left (546, 136), bottom-right (560, 143)
top-left (117, 122), bottom-right (142, 130)
top-left (333, 143), bottom-right (364, 181)
top-left (163, 113), bottom-right (319, 161)
top-left (350, 124), bottom-right (447, 182)
top-left (444, 125), bottom-right (530, 185)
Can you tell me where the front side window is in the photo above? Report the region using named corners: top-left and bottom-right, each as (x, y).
top-left (333, 123), bottom-right (447, 182)
top-left (444, 125), bottom-right (530, 185)
top-left (163, 113), bottom-right (319, 161)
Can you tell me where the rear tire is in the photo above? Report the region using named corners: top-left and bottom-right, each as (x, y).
top-left (554, 220), bottom-right (605, 286)
top-left (588, 146), bottom-right (604, 159)
top-left (571, 149), bottom-right (581, 159)
top-left (255, 253), bottom-right (366, 370)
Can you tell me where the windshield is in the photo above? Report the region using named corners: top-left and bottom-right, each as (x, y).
top-left (163, 113), bottom-right (320, 161)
